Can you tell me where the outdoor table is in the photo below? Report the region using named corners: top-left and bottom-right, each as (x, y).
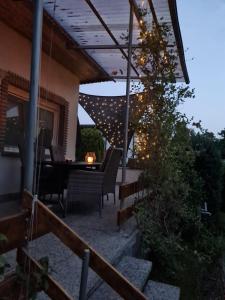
top-left (39, 160), bottom-right (101, 170)
top-left (37, 160), bottom-right (102, 193)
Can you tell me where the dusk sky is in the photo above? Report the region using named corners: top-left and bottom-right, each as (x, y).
top-left (79, 0), bottom-right (225, 135)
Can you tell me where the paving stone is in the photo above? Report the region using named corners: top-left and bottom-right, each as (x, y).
top-left (144, 280), bottom-right (180, 300)
top-left (89, 256), bottom-right (152, 300)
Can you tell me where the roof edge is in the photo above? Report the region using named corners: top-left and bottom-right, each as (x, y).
top-left (168, 0), bottom-right (190, 84)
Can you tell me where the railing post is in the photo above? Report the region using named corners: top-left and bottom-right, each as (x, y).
top-left (79, 249), bottom-right (90, 300)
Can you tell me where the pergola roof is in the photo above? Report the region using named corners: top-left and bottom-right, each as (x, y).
top-left (43, 0), bottom-right (189, 83)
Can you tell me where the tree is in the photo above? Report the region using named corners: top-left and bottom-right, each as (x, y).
top-left (191, 130), bottom-right (223, 215)
top-left (218, 129), bottom-right (225, 159)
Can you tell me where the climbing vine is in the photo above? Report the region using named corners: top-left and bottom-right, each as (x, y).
top-left (132, 8), bottom-right (225, 299)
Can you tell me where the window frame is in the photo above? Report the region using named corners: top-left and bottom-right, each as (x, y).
top-left (3, 87), bottom-right (60, 155)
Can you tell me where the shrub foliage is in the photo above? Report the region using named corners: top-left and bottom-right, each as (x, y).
top-left (76, 127), bottom-right (104, 162)
top-left (132, 12), bottom-right (225, 299)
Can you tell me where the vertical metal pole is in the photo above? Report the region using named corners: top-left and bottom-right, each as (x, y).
top-left (122, 5), bottom-right (133, 184)
top-left (24, 0), bottom-right (44, 192)
top-left (79, 249), bottom-right (90, 300)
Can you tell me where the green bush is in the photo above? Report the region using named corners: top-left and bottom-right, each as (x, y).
top-left (76, 127), bottom-right (104, 162)
top-left (221, 163), bottom-right (225, 212)
top-left (218, 129), bottom-right (225, 159)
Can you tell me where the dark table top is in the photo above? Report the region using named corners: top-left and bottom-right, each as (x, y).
top-left (39, 160), bottom-right (101, 170)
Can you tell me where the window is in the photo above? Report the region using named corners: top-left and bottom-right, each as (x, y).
top-left (4, 94), bottom-right (60, 153)
top-left (4, 95), bottom-right (26, 152)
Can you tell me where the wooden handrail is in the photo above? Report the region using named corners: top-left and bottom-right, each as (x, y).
top-left (0, 191), bottom-right (147, 299)
top-left (118, 181), bottom-right (145, 227)
top-left (22, 191), bottom-right (147, 300)
top-left (119, 181), bottom-right (143, 200)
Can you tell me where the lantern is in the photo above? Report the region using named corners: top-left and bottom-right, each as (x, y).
top-left (85, 152), bottom-right (96, 164)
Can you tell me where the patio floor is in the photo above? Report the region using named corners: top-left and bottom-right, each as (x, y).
top-left (3, 168), bottom-right (142, 299)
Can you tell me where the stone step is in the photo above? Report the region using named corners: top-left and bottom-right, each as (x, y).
top-left (88, 256), bottom-right (152, 299)
top-left (86, 229), bottom-right (140, 297)
top-left (144, 280), bottom-right (180, 300)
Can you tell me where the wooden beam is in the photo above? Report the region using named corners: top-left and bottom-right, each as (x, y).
top-left (39, 200), bottom-right (147, 300)
top-left (17, 248), bottom-right (73, 300)
top-left (119, 181), bottom-right (143, 200)
top-left (21, 195), bottom-right (147, 299)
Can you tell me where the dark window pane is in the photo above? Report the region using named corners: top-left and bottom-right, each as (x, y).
top-left (5, 97), bottom-right (25, 147)
top-left (39, 108), bottom-right (54, 133)
top-left (38, 109), bottom-right (54, 147)
top-left (5, 95), bottom-right (56, 151)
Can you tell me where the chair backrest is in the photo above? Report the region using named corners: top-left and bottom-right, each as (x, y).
top-left (100, 147), bottom-right (113, 172)
top-left (37, 145), bottom-right (47, 162)
top-left (102, 148), bottom-right (123, 194)
top-left (50, 145), bottom-right (65, 162)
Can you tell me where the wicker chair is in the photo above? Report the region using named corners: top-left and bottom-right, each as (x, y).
top-left (18, 142), bottom-right (66, 217)
top-left (66, 148), bottom-right (122, 216)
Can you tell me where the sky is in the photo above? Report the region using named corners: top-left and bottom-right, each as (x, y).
top-left (79, 0), bottom-right (225, 135)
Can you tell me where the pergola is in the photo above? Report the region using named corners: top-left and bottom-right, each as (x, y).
top-left (25, 0), bottom-right (189, 191)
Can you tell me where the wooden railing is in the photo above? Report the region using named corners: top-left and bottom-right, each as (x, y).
top-left (0, 190), bottom-right (147, 300)
top-left (117, 181), bottom-right (144, 227)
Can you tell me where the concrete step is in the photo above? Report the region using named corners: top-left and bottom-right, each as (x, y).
top-left (88, 256), bottom-right (152, 299)
top-left (86, 229), bottom-right (140, 297)
top-left (144, 280), bottom-right (180, 300)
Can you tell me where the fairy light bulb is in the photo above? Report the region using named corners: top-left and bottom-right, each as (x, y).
top-left (140, 56), bottom-right (145, 65)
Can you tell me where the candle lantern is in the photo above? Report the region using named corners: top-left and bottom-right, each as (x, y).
top-left (85, 152), bottom-right (96, 164)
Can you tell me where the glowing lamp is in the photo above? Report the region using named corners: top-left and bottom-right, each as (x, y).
top-left (85, 152), bottom-right (96, 164)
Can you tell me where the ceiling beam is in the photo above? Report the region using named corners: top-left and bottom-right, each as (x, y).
top-left (67, 44), bottom-right (141, 50)
top-left (147, 0), bottom-right (160, 26)
top-left (85, 0), bottom-right (139, 77)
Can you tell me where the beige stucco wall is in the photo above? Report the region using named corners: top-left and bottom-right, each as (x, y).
top-left (0, 21), bottom-right (80, 196)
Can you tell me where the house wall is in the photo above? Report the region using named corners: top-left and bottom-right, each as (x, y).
top-left (0, 21), bottom-right (80, 197)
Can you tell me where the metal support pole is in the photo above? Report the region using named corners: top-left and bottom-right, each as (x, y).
top-left (79, 249), bottom-right (90, 300)
top-left (122, 5), bottom-right (133, 184)
top-left (24, 0), bottom-right (44, 192)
